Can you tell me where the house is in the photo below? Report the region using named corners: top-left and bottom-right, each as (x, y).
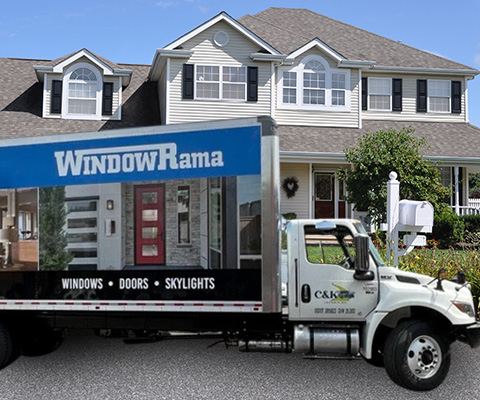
top-left (0, 7), bottom-right (479, 271)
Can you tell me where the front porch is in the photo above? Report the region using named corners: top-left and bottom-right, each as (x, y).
top-left (280, 161), bottom-right (480, 220)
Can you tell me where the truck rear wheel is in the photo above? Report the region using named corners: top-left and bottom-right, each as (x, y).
top-left (384, 320), bottom-right (450, 391)
top-left (0, 322), bottom-right (13, 369)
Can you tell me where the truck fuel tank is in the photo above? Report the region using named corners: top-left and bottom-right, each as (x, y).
top-left (294, 324), bottom-right (360, 359)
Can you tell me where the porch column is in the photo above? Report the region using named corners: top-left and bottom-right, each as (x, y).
top-left (454, 167), bottom-right (460, 215)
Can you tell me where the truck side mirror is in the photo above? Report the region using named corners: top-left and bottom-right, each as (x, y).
top-left (354, 234), bottom-right (374, 281)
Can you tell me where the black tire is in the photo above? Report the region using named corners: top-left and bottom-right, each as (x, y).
top-left (384, 320), bottom-right (450, 391)
top-left (0, 322), bottom-right (13, 369)
top-left (22, 326), bottom-right (64, 357)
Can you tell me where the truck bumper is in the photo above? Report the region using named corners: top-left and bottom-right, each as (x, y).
top-left (464, 323), bottom-right (480, 348)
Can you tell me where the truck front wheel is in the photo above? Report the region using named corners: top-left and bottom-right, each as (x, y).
top-left (384, 320), bottom-right (450, 391)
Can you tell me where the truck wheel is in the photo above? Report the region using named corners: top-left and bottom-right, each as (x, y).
top-left (0, 322), bottom-right (13, 369)
top-left (384, 320), bottom-right (450, 391)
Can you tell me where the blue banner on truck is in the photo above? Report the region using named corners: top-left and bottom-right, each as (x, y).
top-left (0, 125), bottom-right (261, 189)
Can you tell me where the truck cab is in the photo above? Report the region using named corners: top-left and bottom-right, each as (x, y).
top-left (284, 218), bottom-right (480, 391)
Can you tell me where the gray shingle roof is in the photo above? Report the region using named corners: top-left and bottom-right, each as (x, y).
top-left (0, 57), bottom-right (160, 139)
top-left (239, 8), bottom-right (476, 71)
top-left (35, 48), bottom-right (124, 71)
top-left (279, 121), bottom-right (480, 160)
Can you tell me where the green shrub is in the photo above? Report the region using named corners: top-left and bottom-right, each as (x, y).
top-left (430, 208), bottom-right (465, 248)
top-left (464, 231), bottom-right (480, 246)
top-left (282, 213), bottom-right (297, 221)
top-left (399, 249), bottom-right (480, 303)
top-left (460, 214), bottom-right (480, 234)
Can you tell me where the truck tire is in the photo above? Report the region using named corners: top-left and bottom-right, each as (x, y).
top-left (0, 322), bottom-right (13, 369)
top-left (383, 319), bottom-right (450, 391)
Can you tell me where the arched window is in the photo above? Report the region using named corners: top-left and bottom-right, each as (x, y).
top-left (279, 55), bottom-right (350, 111)
top-left (68, 67), bottom-right (98, 115)
top-left (303, 60), bottom-right (326, 105)
top-left (62, 63), bottom-right (102, 120)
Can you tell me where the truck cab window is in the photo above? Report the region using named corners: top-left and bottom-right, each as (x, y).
top-left (304, 225), bottom-right (355, 268)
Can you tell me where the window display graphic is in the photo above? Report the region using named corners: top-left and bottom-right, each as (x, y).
top-left (0, 123), bottom-right (265, 302)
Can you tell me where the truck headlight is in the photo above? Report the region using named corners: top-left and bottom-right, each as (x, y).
top-left (452, 301), bottom-right (476, 318)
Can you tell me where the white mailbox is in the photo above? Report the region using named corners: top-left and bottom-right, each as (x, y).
top-left (398, 200), bottom-right (434, 232)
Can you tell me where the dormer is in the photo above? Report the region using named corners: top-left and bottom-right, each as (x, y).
top-left (33, 49), bottom-right (133, 121)
top-left (277, 39), bottom-right (374, 113)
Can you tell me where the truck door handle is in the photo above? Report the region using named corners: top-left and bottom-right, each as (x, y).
top-left (301, 284), bottom-right (311, 303)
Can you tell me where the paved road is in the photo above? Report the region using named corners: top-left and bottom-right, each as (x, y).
top-left (0, 330), bottom-right (479, 400)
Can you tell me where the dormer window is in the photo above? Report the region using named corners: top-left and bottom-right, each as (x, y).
top-left (63, 63), bottom-right (102, 120)
top-left (279, 55), bottom-right (350, 111)
top-left (67, 67), bottom-right (98, 115)
top-left (34, 49), bottom-right (131, 121)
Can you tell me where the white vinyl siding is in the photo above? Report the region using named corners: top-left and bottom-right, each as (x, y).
top-left (280, 163), bottom-right (310, 219)
top-left (363, 74), bottom-right (466, 122)
top-left (167, 21), bottom-right (271, 124)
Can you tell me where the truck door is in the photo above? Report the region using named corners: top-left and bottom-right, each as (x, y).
top-left (291, 222), bottom-right (378, 321)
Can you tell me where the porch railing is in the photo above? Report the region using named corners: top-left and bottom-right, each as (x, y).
top-left (453, 199), bottom-right (480, 215)
top-left (469, 198), bottom-right (480, 208)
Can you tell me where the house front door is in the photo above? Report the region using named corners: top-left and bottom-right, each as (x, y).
top-left (135, 185), bottom-right (165, 265)
top-left (314, 173), bottom-right (335, 218)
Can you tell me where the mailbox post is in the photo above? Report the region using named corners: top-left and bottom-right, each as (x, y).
top-left (386, 172), bottom-right (434, 267)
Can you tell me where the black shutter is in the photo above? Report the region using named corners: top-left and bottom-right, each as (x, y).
top-left (247, 66), bottom-right (258, 102)
top-left (102, 82), bottom-right (114, 116)
top-left (183, 64), bottom-right (194, 100)
top-left (392, 79), bottom-right (402, 111)
top-left (417, 79), bottom-right (427, 112)
top-left (451, 80), bottom-right (461, 114)
top-left (51, 80), bottom-right (62, 114)
top-left (361, 77), bottom-right (367, 110)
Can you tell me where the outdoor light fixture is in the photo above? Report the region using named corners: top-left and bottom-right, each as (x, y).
top-left (106, 200), bottom-right (114, 210)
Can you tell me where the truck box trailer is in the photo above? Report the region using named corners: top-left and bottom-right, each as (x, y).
top-left (0, 116), bottom-right (478, 391)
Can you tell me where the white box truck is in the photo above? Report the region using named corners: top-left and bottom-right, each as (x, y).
top-left (0, 116), bottom-right (477, 391)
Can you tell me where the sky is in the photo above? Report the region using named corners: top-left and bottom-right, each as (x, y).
top-left (1, 0), bottom-right (479, 125)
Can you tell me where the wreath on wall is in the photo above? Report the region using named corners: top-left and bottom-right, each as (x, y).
top-left (282, 176), bottom-right (299, 198)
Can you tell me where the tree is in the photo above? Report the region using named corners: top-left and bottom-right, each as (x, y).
top-left (39, 186), bottom-right (73, 270)
top-left (337, 127), bottom-right (450, 223)
top-left (469, 173), bottom-right (480, 198)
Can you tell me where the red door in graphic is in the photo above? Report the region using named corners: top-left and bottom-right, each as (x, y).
top-left (135, 186), bottom-right (165, 265)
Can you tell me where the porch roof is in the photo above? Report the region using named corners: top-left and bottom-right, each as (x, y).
top-left (278, 121), bottom-right (480, 166)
